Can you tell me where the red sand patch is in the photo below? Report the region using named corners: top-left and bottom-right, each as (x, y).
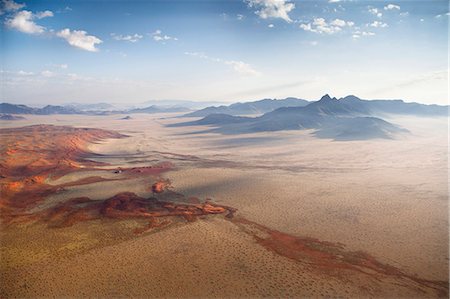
top-left (35, 192), bottom-right (234, 230)
top-left (232, 217), bottom-right (448, 297)
top-left (0, 125), bottom-right (234, 233)
top-left (0, 125), bottom-right (125, 215)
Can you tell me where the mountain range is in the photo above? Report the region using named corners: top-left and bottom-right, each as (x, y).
top-left (65, 102), bottom-right (116, 111)
top-left (139, 99), bottom-right (226, 109)
top-left (0, 103), bottom-right (190, 115)
top-left (183, 97), bottom-right (310, 117)
top-left (128, 105), bottom-right (190, 114)
top-left (172, 94), bottom-right (448, 141)
top-left (0, 103), bottom-right (80, 115)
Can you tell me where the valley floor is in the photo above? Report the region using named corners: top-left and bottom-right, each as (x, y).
top-left (0, 113), bottom-right (448, 298)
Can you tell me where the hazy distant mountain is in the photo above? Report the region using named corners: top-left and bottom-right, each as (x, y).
top-left (0, 114), bottom-right (26, 120)
top-left (188, 113), bottom-right (252, 125)
top-left (65, 102), bottom-right (115, 111)
top-left (0, 102), bottom-right (189, 115)
top-left (171, 94), bottom-right (423, 140)
top-left (184, 97), bottom-right (310, 117)
top-left (140, 99), bottom-right (226, 109)
top-left (338, 95), bottom-right (448, 116)
top-left (128, 105), bottom-right (190, 114)
top-left (1, 95), bottom-right (446, 122)
top-left (0, 103), bottom-right (38, 114)
top-left (0, 103), bottom-right (81, 115)
top-left (37, 105), bottom-right (80, 114)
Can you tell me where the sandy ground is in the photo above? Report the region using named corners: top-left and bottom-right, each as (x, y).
top-left (0, 113), bottom-right (448, 297)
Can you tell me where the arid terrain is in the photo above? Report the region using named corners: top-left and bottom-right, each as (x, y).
top-left (0, 113), bottom-right (448, 298)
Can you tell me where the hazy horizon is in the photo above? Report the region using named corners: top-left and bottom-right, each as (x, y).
top-left (1, 93), bottom-right (449, 109)
top-left (1, 0), bottom-right (448, 106)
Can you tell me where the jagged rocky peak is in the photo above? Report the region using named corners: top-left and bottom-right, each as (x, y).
top-left (319, 94), bottom-right (337, 102)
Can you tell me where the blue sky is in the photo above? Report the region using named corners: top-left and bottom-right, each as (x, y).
top-left (0, 0), bottom-right (448, 105)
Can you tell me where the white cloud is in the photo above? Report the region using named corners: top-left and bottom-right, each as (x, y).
top-left (225, 60), bottom-right (261, 76)
top-left (41, 70), bottom-right (54, 77)
top-left (330, 18), bottom-right (346, 27)
top-left (56, 28), bottom-right (103, 52)
top-left (300, 18), bottom-right (353, 34)
top-left (268, 23), bottom-right (274, 28)
top-left (18, 70), bottom-right (33, 75)
top-left (432, 12), bottom-right (449, 19)
top-left (435, 12), bottom-right (450, 18)
top-left (1, 0), bottom-right (25, 14)
top-left (56, 6), bottom-right (72, 14)
top-left (330, 18), bottom-right (353, 27)
top-left (399, 12), bottom-right (409, 17)
top-left (245, 0), bottom-right (295, 23)
top-left (369, 21), bottom-right (388, 28)
top-left (5, 10), bottom-right (49, 34)
top-left (384, 4), bottom-right (400, 10)
top-left (54, 64), bottom-right (68, 69)
top-left (368, 7), bottom-right (382, 18)
top-left (185, 52), bottom-right (261, 76)
top-left (111, 33), bottom-right (143, 43)
top-left (328, 0), bottom-right (341, 2)
top-left (352, 30), bottom-right (375, 39)
top-left (151, 29), bottom-right (178, 42)
top-left (35, 10), bottom-right (53, 18)
top-left (237, 14), bottom-right (245, 20)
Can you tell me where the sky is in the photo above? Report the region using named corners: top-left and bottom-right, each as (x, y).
top-left (0, 0), bottom-right (448, 106)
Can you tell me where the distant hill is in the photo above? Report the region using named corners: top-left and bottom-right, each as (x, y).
top-left (171, 94), bottom-right (446, 140)
top-left (65, 102), bottom-right (115, 111)
top-left (0, 103), bottom-right (39, 114)
top-left (139, 99), bottom-right (226, 109)
top-left (128, 105), bottom-right (190, 114)
top-left (0, 114), bottom-right (26, 120)
top-left (188, 113), bottom-right (252, 125)
top-left (37, 105), bottom-right (80, 115)
top-left (339, 95), bottom-right (448, 116)
top-left (0, 103), bottom-right (80, 115)
top-left (183, 97), bottom-right (310, 117)
top-left (0, 102), bottom-right (190, 115)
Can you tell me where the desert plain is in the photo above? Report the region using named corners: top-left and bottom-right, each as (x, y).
top-left (0, 113), bottom-right (448, 298)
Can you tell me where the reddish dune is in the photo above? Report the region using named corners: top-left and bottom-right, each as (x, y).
top-left (0, 125), bottom-right (124, 216)
top-left (0, 125), bottom-right (233, 230)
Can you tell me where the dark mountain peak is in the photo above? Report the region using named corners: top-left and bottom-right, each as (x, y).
top-left (319, 94), bottom-right (335, 102)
